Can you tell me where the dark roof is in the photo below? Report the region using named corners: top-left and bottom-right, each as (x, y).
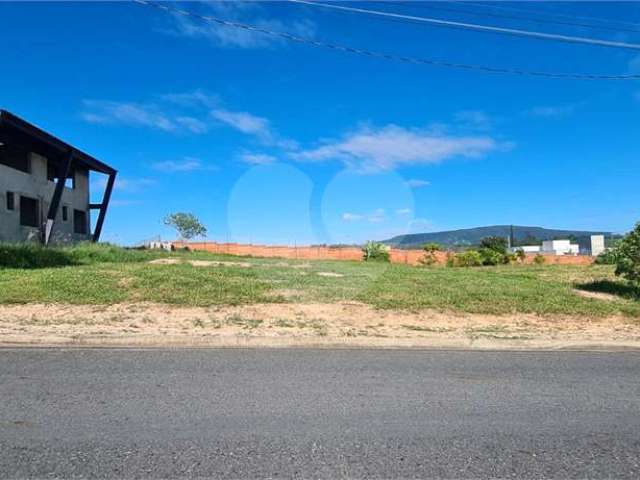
top-left (0, 109), bottom-right (116, 175)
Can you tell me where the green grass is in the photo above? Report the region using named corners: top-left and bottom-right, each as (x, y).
top-left (0, 242), bottom-right (163, 268)
top-left (1, 243), bottom-right (639, 316)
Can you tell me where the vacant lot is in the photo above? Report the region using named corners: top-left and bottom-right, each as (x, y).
top-left (1, 244), bottom-right (639, 348)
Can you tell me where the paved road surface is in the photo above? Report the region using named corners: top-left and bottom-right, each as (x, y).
top-left (1, 348), bottom-right (639, 479)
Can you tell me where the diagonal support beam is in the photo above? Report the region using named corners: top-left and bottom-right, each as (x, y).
top-left (92, 172), bottom-right (116, 243)
top-left (44, 150), bottom-right (74, 246)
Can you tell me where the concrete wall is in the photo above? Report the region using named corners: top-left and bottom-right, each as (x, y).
top-left (0, 153), bottom-right (91, 244)
top-left (176, 241), bottom-right (595, 266)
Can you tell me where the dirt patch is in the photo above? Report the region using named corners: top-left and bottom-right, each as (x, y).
top-left (1, 302), bottom-right (639, 350)
top-left (271, 289), bottom-right (304, 300)
top-left (189, 260), bottom-right (252, 268)
top-left (148, 259), bottom-right (252, 268)
top-left (317, 272), bottom-right (344, 278)
top-left (574, 289), bottom-right (618, 302)
top-left (148, 258), bottom-right (181, 265)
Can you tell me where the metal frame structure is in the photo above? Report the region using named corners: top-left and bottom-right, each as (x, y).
top-left (0, 109), bottom-right (117, 244)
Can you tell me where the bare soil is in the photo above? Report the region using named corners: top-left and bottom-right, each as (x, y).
top-left (1, 302), bottom-right (639, 350)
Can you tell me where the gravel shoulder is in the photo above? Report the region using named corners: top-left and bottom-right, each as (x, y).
top-left (2, 302), bottom-right (639, 350)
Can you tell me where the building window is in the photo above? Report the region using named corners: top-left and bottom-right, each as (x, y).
top-left (19, 196), bottom-right (39, 228)
top-left (62, 206), bottom-right (68, 222)
top-left (47, 161), bottom-right (76, 189)
top-left (0, 144), bottom-right (31, 174)
top-left (6, 191), bottom-right (15, 211)
top-left (74, 209), bottom-right (88, 235)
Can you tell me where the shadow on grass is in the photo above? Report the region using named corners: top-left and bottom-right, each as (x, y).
top-left (575, 280), bottom-right (640, 301)
top-left (0, 246), bottom-right (78, 269)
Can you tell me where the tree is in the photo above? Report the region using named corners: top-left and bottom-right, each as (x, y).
top-left (479, 236), bottom-right (508, 252)
top-left (163, 212), bottom-right (207, 241)
top-left (615, 222), bottom-right (640, 286)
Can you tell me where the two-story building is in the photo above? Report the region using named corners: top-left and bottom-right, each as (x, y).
top-left (0, 110), bottom-right (116, 244)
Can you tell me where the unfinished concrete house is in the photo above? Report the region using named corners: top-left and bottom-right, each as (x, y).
top-left (0, 110), bottom-right (116, 244)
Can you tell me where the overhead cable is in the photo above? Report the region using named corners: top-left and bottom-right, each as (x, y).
top-left (133, 0), bottom-right (640, 81)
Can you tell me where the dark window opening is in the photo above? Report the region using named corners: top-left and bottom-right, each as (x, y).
top-left (74, 209), bottom-right (88, 235)
top-left (62, 206), bottom-right (68, 222)
top-left (0, 144), bottom-right (30, 174)
top-left (6, 192), bottom-right (15, 211)
top-left (20, 196), bottom-right (39, 228)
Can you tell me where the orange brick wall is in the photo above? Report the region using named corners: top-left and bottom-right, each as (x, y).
top-left (175, 241), bottom-right (595, 266)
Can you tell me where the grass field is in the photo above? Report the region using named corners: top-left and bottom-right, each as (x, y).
top-left (1, 243), bottom-right (639, 316)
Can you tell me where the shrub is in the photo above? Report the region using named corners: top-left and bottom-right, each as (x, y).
top-left (595, 242), bottom-right (620, 265)
top-left (478, 236), bottom-right (511, 265)
top-left (533, 254), bottom-right (546, 265)
top-left (615, 222), bottom-right (640, 286)
top-left (445, 252), bottom-right (456, 268)
top-left (514, 248), bottom-right (526, 263)
top-left (421, 243), bottom-right (441, 266)
top-left (479, 247), bottom-right (509, 266)
top-left (453, 250), bottom-right (483, 267)
top-left (362, 241), bottom-right (390, 262)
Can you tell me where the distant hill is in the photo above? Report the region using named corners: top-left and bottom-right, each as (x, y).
top-left (383, 225), bottom-right (611, 250)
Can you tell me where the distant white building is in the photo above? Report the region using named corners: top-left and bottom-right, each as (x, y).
top-left (541, 239), bottom-right (580, 256)
top-left (591, 235), bottom-right (605, 256)
top-left (510, 245), bottom-right (541, 253)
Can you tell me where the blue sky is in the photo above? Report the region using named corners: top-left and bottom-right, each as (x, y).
top-left (1, 1), bottom-right (639, 245)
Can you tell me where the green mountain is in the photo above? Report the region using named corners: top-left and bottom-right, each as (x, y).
top-left (383, 225), bottom-right (611, 250)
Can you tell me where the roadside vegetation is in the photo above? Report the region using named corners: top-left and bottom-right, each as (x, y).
top-left (1, 242), bottom-right (639, 316)
top-left (362, 241), bottom-right (390, 262)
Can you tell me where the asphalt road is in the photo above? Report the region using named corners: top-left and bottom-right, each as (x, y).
top-left (1, 348), bottom-right (639, 479)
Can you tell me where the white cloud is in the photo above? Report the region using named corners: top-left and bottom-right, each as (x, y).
top-left (240, 153), bottom-right (277, 165)
top-left (211, 108), bottom-right (296, 149)
top-left (454, 110), bottom-right (491, 130)
top-left (294, 124), bottom-right (502, 172)
top-left (92, 176), bottom-right (157, 193)
top-left (408, 218), bottom-right (435, 233)
top-left (152, 158), bottom-right (214, 172)
top-left (81, 100), bottom-right (209, 134)
top-left (111, 199), bottom-right (142, 207)
top-left (527, 105), bottom-right (575, 118)
top-left (341, 209), bottom-right (385, 224)
top-left (396, 208), bottom-right (412, 216)
top-left (169, 2), bottom-right (316, 49)
top-left (160, 90), bottom-right (219, 109)
top-left (368, 209), bottom-right (385, 223)
top-left (405, 179), bottom-right (431, 188)
top-left (342, 212), bottom-right (363, 222)
top-left (175, 116), bottom-right (209, 134)
top-left (81, 101), bottom-right (176, 132)
top-left (212, 109), bottom-right (271, 138)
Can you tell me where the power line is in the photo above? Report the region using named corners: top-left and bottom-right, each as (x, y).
top-left (396, 1), bottom-right (640, 35)
top-left (462, 2), bottom-right (640, 30)
top-left (290, 1), bottom-right (640, 51)
top-left (133, 0), bottom-right (640, 81)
